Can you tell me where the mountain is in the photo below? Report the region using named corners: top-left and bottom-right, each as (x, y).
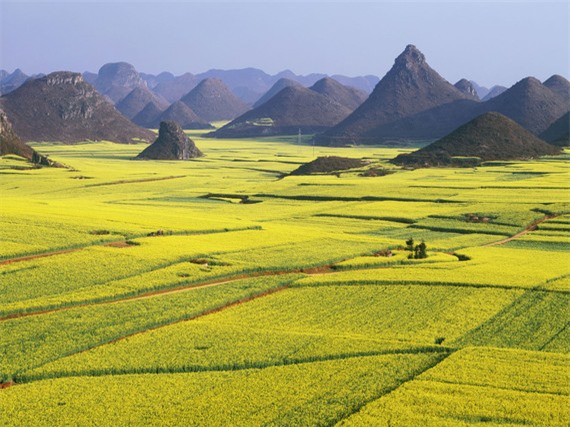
top-left (0, 69), bottom-right (30, 95)
top-left (316, 44), bottom-right (472, 146)
top-left (331, 75), bottom-right (380, 94)
top-left (309, 77), bottom-right (368, 110)
top-left (543, 75), bottom-right (570, 100)
top-left (93, 62), bottom-right (147, 103)
top-left (115, 86), bottom-right (169, 120)
top-left (0, 108), bottom-right (57, 166)
top-left (180, 78), bottom-right (249, 122)
top-left (454, 79), bottom-right (480, 100)
top-left (470, 81), bottom-right (490, 99)
top-left (82, 71), bottom-right (98, 85)
top-left (136, 121), bottom-right (203, 160)
top-left (132, 101), bottom-right (165, 128)
top-left (540, 112), bottom-right (569, 146)
top-left (253, 78), bottom-right (304, 108)
top-left (155, 101), bottom-right (212, 130)
top-left (196, 68), bottom-right (275, 104)
top-left (392, 112), bottom-right (561, 167)
top-left (208, 85), bottom-right (351, 138)
top-left (153, 72), bottom-right (198, 103)
top-left (481, 85), bottom-right (507, 101)
top-left (480, 77), bottom-right (569, 134)
top-left (140, 72), bottom-right (175, 89)
top-left (0, 71), bottom-right (155, 144)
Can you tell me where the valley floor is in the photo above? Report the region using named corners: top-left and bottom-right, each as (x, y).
top-left (0, 135), bottom-right (568, 426)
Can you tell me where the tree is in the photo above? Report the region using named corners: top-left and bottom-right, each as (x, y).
top-left (405, 237), bottom-right (414, 252)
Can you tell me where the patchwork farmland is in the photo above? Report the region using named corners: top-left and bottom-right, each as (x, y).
top-left (1, 134), bottom-right (568, 426)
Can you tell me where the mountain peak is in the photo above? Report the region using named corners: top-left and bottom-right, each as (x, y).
top-left (395, 44), bottom-right (426, 68)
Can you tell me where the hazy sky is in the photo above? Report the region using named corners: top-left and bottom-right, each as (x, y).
top-left (1, 1), bottom-right (568, 87)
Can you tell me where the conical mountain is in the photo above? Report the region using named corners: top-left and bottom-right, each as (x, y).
top-left (180, 78), bottom-right (249, 122)
top-left (132, 101), bottom-right (166, 128)
top-left (0, 71), bottom-right (155, 144)
top-left (116, 86), bottom-right (169, 120)
top-left (94, 62), bottom-right (146, 103)
top-left (208, 85), bottom-right (352, 138)
top-left (392, 112), bottom-right (561, 167)
top-left (454, 79), bottom-right (480, 100)
top-left (157, 101), bottom-right (212, 130)
top-left (309, 77), bottom-right (368, 110)
top-left (540, 112), bottom-right (569, 146)
top-left (480, 77), bottom-right (570, 134)
top-left (543, 75), bottom-right (570, 100)
top-left (136, 121), bottom-right (203, 160)
top-left (316, 44), bottom-right (472, 146)
top-left (253, 78), bottom-right (304, 108)
top-left (481, 85), bottom-right (507, 101)
top-left (0, 108), bottom-right (56, 166)
top-left (153, 72), bottom-right (198, 103)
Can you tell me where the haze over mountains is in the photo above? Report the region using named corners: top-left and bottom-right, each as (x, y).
top-left (0, 44), bottom-right (567, 147)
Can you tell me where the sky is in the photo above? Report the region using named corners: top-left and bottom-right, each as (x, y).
top-left (1, 1), bottom-right (568, 88)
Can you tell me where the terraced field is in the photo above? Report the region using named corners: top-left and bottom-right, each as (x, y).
top-left (1, 135), bottom-right (568, 426)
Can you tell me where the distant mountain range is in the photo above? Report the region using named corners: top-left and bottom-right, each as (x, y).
top-left (1, 49), bottom-right (567, 146)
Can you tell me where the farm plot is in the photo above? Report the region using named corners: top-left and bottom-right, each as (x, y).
top-left (339, 347), bottom-right (570, 427)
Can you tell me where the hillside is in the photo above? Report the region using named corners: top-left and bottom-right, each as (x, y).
top-left (289, 156), bottom-right (366, 175)
top-left (543, 74), bottom-right (570, 100)
top-left (180, 78), bottom-right (249, 122)
top-left (116, 87), bottom-right (169, 120)
top-left (316, 45), bottom-right (472, 146)
top-left (208, 85), bottom-right (352, 138)
top-left (392, 112), bottom-right (562, 167)
top-left (132, 101), bottom-right (166, 128)
top-left (155, 101), bottom-right (212, 130)
top-left (0, 72), bottom-right (155, 144)
top-left (540, 112), bottom-right (569, 146)
top-left (253, 78), bottom-right (304, 108)
top-left (309, 77), bottom-right (368, 110)
top-left (480, 77), bottom-right (570, 134)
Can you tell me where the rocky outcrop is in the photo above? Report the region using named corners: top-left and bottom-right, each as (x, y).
top-left (0, 71), bottom-right (155, 143)
top-left (136, 121), bottom-right (203, 160)
top-left (0, 108), bottom-right (59, 166)
top-left (454, 79), bottom-right (480, 100)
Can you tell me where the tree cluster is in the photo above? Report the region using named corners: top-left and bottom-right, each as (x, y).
top-left (405, 238), bottom-right (427, 259)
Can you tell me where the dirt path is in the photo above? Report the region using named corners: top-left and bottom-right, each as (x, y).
top-left (482, 214), bottom-right (559, 247)
top-left (0, 265), bottom-right (334, 322)
top-left (0, 248), bottom-right (84, 266)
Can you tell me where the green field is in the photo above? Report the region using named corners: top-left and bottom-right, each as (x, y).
top-left (1, 134), bottom-right (568, 426)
